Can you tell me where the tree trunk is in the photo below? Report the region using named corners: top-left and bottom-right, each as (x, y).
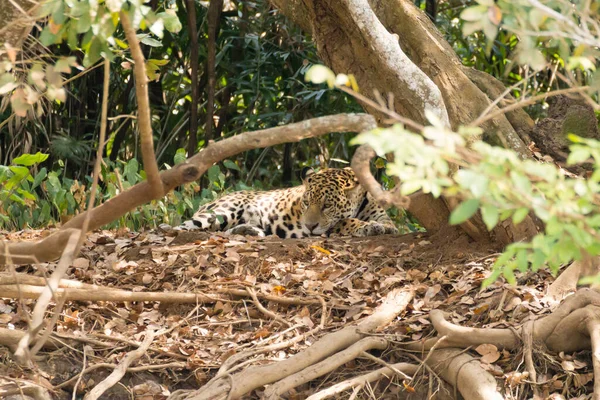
top-left (270, 0), bottom-right (539, 245)
top-left (0, 0), bottom-right (35, 52)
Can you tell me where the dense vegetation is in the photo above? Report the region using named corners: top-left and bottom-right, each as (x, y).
top-left (0, 0), bottom-right (595, 233)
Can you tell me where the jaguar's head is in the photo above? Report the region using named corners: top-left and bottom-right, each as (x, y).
top-left (300, 167), bottom-right (365, 235)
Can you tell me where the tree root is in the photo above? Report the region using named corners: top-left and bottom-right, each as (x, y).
top-left (397, 288), bottom-right (600, 398)
top-left (170, 288), bottom-right (414, 400)
top-left (305, 362), bottom-right (419, 400)
top-left (426, 348), bottom-right (503, 400)
top-left (84, 330), bottom-right (156, 400)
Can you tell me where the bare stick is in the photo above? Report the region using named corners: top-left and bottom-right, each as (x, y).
top-left (119, 10), bottom-right (163, 198)
top-left (360, 351), bottom-right (412, 380)
top-left (13, 230), bottom-right (80, 364)
top-left (472, 86), bottom-right (591, 127)
top-left (217, 325), bottom-right (322, 376)
top-left (84, 329), bottom-right (155, 400)
top-left (72, 345), bottom-right (90, 399)
top-left (263, 337), bottom-right (389, 398)
top-left (351, 144), bottom-right (411, 210)
top-left (306, 362), bottom-right (419, 400)
top-left (78, 59), bottom-right (111, 251)
top-left (246, 287), bottom-right (292, 327)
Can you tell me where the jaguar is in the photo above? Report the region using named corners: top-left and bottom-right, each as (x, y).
top-left (180, 167), bottom-right (399, 238)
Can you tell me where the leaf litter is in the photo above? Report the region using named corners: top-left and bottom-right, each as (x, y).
top-left (0, 227), bottom-right (595, 399)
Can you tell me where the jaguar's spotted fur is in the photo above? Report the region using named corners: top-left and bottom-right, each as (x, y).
top-left (180, 167), bottom-right (398, 238)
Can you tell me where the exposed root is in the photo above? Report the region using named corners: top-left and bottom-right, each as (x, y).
top-left (305, 362), bottom-right (419, 400)
top-left (401, 288), bottom-right (600, 398)
top-left (174, 288), bottom-right (414, 400)
top-left (426, 348), bottom-right (504, 400)
top-left (84, 329), bottom-right (156, 400)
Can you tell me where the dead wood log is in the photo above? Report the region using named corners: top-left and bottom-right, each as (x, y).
top-left (171, 288), bottom-right (414, 400)
top-left (0, 113), bottom-right (377, 266)
top-left (0, 280), bottom-right (326, 306)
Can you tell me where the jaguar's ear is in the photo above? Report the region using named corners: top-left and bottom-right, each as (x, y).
top-left (344, 183), bottom-right (364, 200)
top-left (343, 167), bottom-right (360, 185)
top-left (301, 167), bottom-right (316, 182)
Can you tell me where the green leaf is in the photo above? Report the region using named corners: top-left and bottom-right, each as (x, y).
top-left (481, 203), bottom-right (499, 230)
top-left (530, 250), bottom-right (545, 272)
top-left (0, 73), bottom-right (18, 95)
top-left (567, 147), bottom-right (591, 165)
top-left (140, 36), bottom-right (163, 47)
top-left (6, 166), bottom-right (30, 189)
top-left (512, 207), bottom-right (529, 225)
top-left (174, 148), bottom-right (187, 165)
top-left (449, 199), bottom-right (480, 225)
top-left (516, 250), bottom-right (528, 272)
top-left (158, 12), bottom-right (182, 33)
top-left (32, 168), bottom-right (47, 189)
top-left (208, 165), bottom-right (220, 183)
top-left (39, 25), bottom-right (58, 47)
top-left (502, 263), bottom-right (516, 284)
top-left (84, 38), bottom-right (102, 67)
top-left (223, 160), bottom-right (241, 172)
top-left (12, 152), bottom-right (49, 166)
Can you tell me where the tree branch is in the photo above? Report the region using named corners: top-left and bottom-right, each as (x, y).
top-left (119, 10), bottom-right (163, 198)
top-left (0, 113), bottom-right (377, 265)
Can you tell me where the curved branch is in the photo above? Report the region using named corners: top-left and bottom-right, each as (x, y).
top-left (0, 113), bottom-right (376, 266)
top-left (351, 144), bottom-right (410, 210)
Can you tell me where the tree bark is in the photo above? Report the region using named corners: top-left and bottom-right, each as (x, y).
top-left (0, 0), bottom-right (35, 52)
top-left (270, 0), bottom-right (539, 244)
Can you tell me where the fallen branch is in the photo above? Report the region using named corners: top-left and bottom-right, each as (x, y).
top-left (13, 231), bottom-right (81, 365)
top-left (246, 287), bottom-right (293, 327)
top-left (1, 113), bottom-right (377, 266)
top-left (0, 281), bottom-right (327, 306)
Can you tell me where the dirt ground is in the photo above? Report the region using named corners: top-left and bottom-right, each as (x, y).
top-left (0, 227), bottom-right (593, 399)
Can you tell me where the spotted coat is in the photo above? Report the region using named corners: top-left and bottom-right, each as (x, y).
top-left (180, 167), bottom-right (399, 238)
